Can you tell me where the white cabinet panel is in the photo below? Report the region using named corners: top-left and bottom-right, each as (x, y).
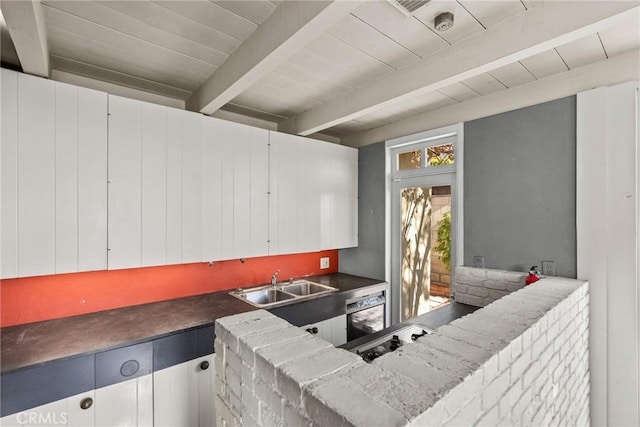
top-left (55, 83), bottom-right (79, 274)
top-left (249, 128), bottom-right (269, 258)
top-left (269, 131), bottom-right (358, 253)
top-left (268, 131), bottom-right (306, 255)
top-left (232, 127), bottom-right (252, 258)
top-left (329, 314), bottom-right (347, 347)
top-left (153, 355), bottom-right (216, 427)
top-left (141, 103), bottom-right (168, 267)
top-left (108, 95), bottom-right (143, 270)
top-left (331, 145), bottom-right (358, 249)
top-left (197, 355), bottom-right (216, 427)
top-left (1, 68), bottom-right (18, 278)
top-left (202, 118), bottom-right (223, 261)
top-left (166, 109), bottom-right (183, 264)
top-left (95, 375), bottom-right (152, 427)
top-left (108, 97), bottom-right (205, 269)
top-left (77, 88), bottom-right (108, 272)
top-left (181, 111), bottom-right (203, 263)
top-left (154, 361), bottom-right (198, 427)
top-left (220, 122), bottom-right (235, 258)
top-left (301, 315), bottom-right (347, 347)
top-left (1, 69), bottom-right (108, 278)
top-left (17, 72), bottom-right (56, 276)
top-left (65, 391), bottom-right (95, 427)
top-left (208, 119), bottom-right (268, 261)
top-left (55, 84), bottom-right (109, 273)
top-left (0, 391), bottom-right (95, 427)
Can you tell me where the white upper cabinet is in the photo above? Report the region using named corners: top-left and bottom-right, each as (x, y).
top-left (108, 96), bottom-right (205, 269)
top-left (203, 118), bottom-right (269, 261)
top-left (2, 69), bottom-right (357, 276)
top-left (109, 100), bottom-right (270, 268)
top-left (329, 143), bottom-right (358, 249)
top-left (1, 69), bottom-right (107, 278)
top-left (269, 131), bottom-right (358, 254)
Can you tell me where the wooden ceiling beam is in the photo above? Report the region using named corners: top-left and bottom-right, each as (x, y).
top-left (341, 49), bottom-right (640, 148)
top-left (186, 0), bottom-right (363, 115)
top-left (0, 0), bottom-right (50, 78)
top-left (278, 1), bottom-right (639, 136)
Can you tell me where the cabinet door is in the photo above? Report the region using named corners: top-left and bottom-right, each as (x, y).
top-left (202, 118), bottom-right (223, 262)
top-left (56, 83), bottom-right (108, 273)
top-left (141, 103), bottom-right (168, 267)
top-left (222, 121), bottom-right (269, 259)
top-left (166, 109), bottom-right (184, 264)
top-left (108, 95), bottom-right (143, 270)
top-left (329, 144), bottom-right (358, 249)
top-left (0, 390), bottom-right (95, 427)
top-left (17, 72), bottom-right (56, 276)
top-left (329, 314), bottom-right (347, 347)
top-left (153, 361), bottom-right (198, 427)
top-left (95, 374), bottom-right (153, 427)
top-left (181, 111), bottom-right (203, 263)
top-left (205, 119), bottom-right (269, 261)
top-left (1, 69), bottom-right (108, 278)
top-left (153, 356), bottom-right (216, 427)
top-left (196, 355), bottom-right (216, 427)
top-left (268, 131), bottom-right (307, 255)
top-left (1, 68), bottom-right (19, 278)
top-left (108, 96), bottom-right (205, 269)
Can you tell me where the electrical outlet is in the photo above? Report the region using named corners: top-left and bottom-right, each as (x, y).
top-left (320, 257), bottom-right (330, 269)
top-left (473, 256), bottom-right (485, 268)
top-left (542, 260), bottom-right (556, 276)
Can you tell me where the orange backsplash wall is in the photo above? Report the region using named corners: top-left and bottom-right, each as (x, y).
top-left (0, 250), bottom-right (339, 327)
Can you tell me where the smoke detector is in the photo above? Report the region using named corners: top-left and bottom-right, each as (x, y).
top-left (387, 0), bottom-right (432, 17)
top-left (434, 12), bottom-right (454, 31)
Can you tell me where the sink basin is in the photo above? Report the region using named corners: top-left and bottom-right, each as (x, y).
top-left (230, 280), bottom-right (338, 308)
top-left (279, 281), bottom-right (336, 296)
top-left (241, 289), bottom-right (296, 306)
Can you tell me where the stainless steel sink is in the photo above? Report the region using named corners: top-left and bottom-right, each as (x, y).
top-left (242, 289), bottom-right (296, 305)
top-left (279, 281), bottom-right (335, 296)
top-left (230, 280), bottom-right (338, 308)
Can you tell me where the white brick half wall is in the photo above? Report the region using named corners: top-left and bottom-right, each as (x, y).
top-left (215, 276), bottom-right (589, 426)
top-left (454, 266), bottom-right (527, 307)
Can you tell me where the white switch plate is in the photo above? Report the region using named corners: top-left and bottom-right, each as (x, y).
top-left (320, 257), bottom-right (330, 269)
top-left (473, 256), bottom-right (484, 268)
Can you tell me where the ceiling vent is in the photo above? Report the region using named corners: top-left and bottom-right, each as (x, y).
top-left (387, 0), bottom-right (432, 16)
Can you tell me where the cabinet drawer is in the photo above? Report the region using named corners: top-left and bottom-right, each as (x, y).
top-left (95, 342), bottom-right (152, 388)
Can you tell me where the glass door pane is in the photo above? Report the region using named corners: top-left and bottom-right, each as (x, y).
top-left (400, 185), bottom-right (451, 321)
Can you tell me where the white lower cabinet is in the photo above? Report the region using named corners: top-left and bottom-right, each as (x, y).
top-left (153, 355), bottom-right (216, 427)
top-left (301, 314), bottom-right (347, 347)
top-left (0, 391), bottom-right (95, 427)
top-left (95, 375), bottom-right (153, 427)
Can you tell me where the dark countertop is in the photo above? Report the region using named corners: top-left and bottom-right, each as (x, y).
top-left (1, 273), bottom-right (385, 374)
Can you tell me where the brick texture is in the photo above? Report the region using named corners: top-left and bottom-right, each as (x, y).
top-left (454, 266), bottom-right (527, 307)
top-left (215, 276), bottom-right (589, 427)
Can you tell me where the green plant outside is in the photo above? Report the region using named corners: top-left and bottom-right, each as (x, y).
top-left (434, 211), bottom-right (451, 271)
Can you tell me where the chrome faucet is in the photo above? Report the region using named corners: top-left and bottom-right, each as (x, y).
top-left (271, 270), bottom-right (280, 287)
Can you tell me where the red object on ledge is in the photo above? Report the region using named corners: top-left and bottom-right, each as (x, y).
top-left (525, 266), bottom-right (541, 286)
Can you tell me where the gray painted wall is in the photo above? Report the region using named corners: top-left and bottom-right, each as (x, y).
top-left (464, 96), bottom-right (577, 277)
top-left (340, 97), bottom-right (577, 280)
top-left (339, 142), bottom-right (386, 280)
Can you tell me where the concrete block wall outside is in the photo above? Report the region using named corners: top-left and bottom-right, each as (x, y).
top-left (215, 276), bottom-right (588, 426)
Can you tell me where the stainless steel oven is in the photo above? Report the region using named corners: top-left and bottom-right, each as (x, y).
top-left (346, 290), bottom-right (386, 341)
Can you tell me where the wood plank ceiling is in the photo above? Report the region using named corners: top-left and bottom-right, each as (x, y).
top-left (2, 0), bottom-right (639, 144)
